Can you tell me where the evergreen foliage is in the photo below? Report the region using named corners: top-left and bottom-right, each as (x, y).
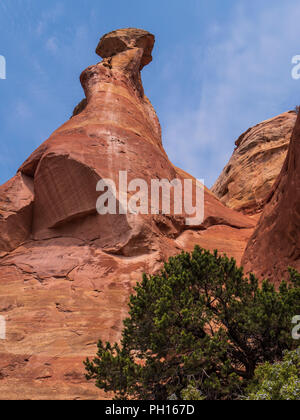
top-left (246, 351), bottom-right (300, 400)
top-left (85, 247), bottom-right (300, 400)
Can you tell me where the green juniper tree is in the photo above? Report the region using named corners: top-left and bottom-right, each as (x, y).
top-left (85, 247), bottom-right (300, 400)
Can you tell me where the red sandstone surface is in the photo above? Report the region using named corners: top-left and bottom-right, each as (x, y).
top-left (242, 111), bottom-right (300, 282)
top-left (0, 28), bottom-right (297, 400)
top-left (212, 111), bottom-right (296, 215)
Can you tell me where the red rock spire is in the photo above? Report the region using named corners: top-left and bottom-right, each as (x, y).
top-left (0, 29), bottom-right (255, 399)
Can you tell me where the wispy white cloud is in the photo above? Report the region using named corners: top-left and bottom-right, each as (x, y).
top-left (162, 1), bottom-right (300, 187)
top-left (46, 37), bottom-right (59, 54)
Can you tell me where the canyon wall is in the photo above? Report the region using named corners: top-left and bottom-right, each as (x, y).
top-left (212, 111), bottom-right (296, 215)
top-left (0, 29), bottom-right (255, 400)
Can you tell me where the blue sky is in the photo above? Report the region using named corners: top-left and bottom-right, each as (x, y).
top-left (0, 0), bottom-right (299, 187)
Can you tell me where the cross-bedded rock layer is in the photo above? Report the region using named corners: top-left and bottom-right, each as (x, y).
top-left (0, 28), bottom-right (270, 400)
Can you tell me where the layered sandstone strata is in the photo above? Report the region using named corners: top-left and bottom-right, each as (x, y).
top-left (242, 111), bottom-right (300, 282)
top-left (0, 28), bottom-right (255, 400)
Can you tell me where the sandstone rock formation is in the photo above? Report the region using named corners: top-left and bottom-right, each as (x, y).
top-left (212, 111), bottom-right (296, 214)
top-left (0, 28), bottom-right (256, 400)
top-left (0, 173), bottom-right (34, 253)
top-left (242, 111), bottom-right (300, 282)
